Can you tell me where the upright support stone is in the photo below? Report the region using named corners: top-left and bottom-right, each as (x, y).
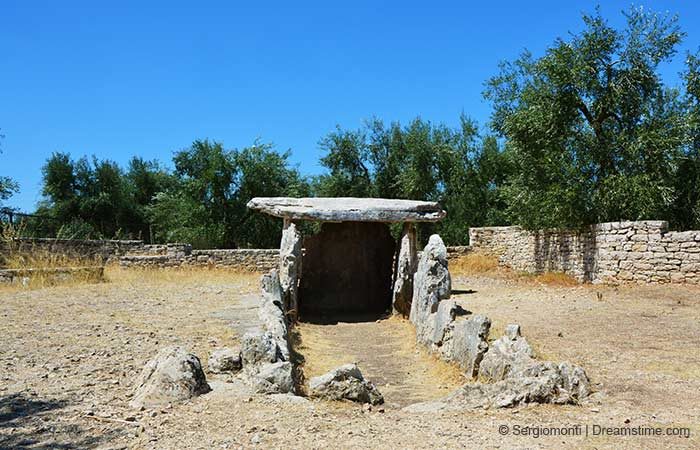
top-left (279, 220), bottom-right (302, 322)
top-left (392, 223), bottom-right (418, 316)
top-left (410, 234), bottom-right (452, 337)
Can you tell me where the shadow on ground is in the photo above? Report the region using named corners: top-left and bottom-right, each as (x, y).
top-left (299, 311), bottom-right (389, 325)
top-left (0, 393), bottom-right (117, 450)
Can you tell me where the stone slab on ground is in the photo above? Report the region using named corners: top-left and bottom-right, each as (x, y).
top-left (309, 363), bottom-right (384, 405)
top-left (130, 346), bottom-right (211, 409)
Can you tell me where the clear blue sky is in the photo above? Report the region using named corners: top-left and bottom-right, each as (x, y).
top-left (2, 1), bottom-right (698, 211)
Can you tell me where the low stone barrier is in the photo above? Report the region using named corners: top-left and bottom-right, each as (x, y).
top-left (119, 249), bottom-right (279, 272)
top-left (469, 221), bottom-right (700, 284)
top-left (120, 246), bottom-right (470, 272)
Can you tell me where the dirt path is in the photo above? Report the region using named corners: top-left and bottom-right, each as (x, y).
top-left (296, 316), bottom-right (464, 408)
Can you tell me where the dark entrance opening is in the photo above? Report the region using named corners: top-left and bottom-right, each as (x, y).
top-left (299, 221), bottom-right (396, 321)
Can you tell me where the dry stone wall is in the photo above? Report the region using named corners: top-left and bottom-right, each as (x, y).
top-left (469, 221), bottom-right (700, 284)
top-left (119, 249), bottom-right (279, 272)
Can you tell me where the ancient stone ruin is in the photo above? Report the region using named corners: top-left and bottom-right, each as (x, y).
top-left (131, 196), bottom-right (591, 409)
top-left (244, 197), bottom-right (590, 407)
top-left (247, 197), bottom-right (446, 320)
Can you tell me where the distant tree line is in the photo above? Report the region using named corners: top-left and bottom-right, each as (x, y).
top-left (3, 7), bottom-right (700, 248)
top-left (0, 130), bottom-right (19, 209)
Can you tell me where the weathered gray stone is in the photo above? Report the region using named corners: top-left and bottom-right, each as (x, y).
top-left (392, 223), bottom-right (418, 316)
top-left (446, 370), bottom-right (576, 408)
top-left (240, 332), bottom-right (282, 367)
top-left (478, 323), bottom-right (534, 381)
top-left (309, 363), bottom-right (384, 405)
top-left (410, 234), bottom-right (451, 342)
top-left (431, 299), bottom-right (463, 345)
top-left (523, 361), bottom-right (591, 401)
top-left (409, 234), bottom-right (490, 378)
top-left (279, 221), bottom-right (302, 320)
top-left (259, 271), bottom-right (290, 360)
top-left (247, 361), bottom-right (295, 394)
top-left (247, 197), bottom-right (446, 222)
top-left (462, 324), bottom-right (591, 407)
top-left (208, 347), bottom-right (242, 374)
top-left (407, 360), bottom-right (590, 411)
top-left (440, 314), bottom-right (491, 378)
top-left (130, 346), bottom-right (210, 409)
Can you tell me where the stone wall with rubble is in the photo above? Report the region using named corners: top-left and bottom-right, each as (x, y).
top-left (468, 221), bottom-right (700, 284)
top-left (119, 249), bottom-right (279, 272)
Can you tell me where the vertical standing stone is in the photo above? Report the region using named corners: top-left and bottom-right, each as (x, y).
top-left (279, 220), bottom-right (302, 322)
top-left (392, 223), bottom-right (418, 316)
top-left (409, 234), bottom-right (452, 339)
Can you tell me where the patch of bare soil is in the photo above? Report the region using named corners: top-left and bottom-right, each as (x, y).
top-left (1, 266), bottom-right (699, 449)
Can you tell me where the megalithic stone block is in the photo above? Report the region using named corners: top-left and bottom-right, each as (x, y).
top-left (392, 223), bottom-right (418, 316)
top-left (279, 220), bottom-right (302, 321)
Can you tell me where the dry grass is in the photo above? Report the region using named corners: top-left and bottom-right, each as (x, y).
top-left (382, 315), bottom-right (466, 386)
top-left (450, 252), bottom-right (581, 287)
top-left (0, 267), bottom-right (104, 292)
top-left (450, 252), bottom-right (500, 275)
top-left (528, 271), bottom-right (580, 286)
top-left (1, 220), bottom-right (265, 291)
top-left (104, 265), bottom-right (262, 287)
top-left (0, 223), bottom-right (100, 270)
top-left (1, 223), bottom-right (105, 291)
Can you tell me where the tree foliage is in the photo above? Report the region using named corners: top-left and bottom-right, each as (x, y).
top-left (34, 140), bottom-right (308, 247)
top-left (0, 130), bottom-right (19, 207)
top-left (149, 140), bottom-right (309, 248)
top-left (485, 7), bottom-right (687, 228)
top-left (674, 50), bottom-right (700, 229)
top-left (314, 116), bottom-right (510, 244)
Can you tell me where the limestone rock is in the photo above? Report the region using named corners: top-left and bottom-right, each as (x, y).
top-left (446, 361), bottom-right (590, 408)
top-left (440, 314), bottom-right (491, 378)
top-left (240, 330), bottom-right (295, 394)
top-left (259, 271), bottom-right (290, 360)
top-left (279, 222), bottom-right (302, 320)
top-left (519, 361), bottom-right (591, 401)
top-left (406, 359), bottom-right (590, 411)
top-left (392, 223), bottom-right (418, 316)
top-left (409, 234), bottom-right (490, 378)
top-left (478, 323), bottom-right (534, 381)
top-left (247, 361), bottom-right (295, 394)
top-left (247, 197), bottom-right (446, 223)
top-left (208, 347), bottom-right (242, 374)
top-left (309, 363), bottom-right (384, 405)
top-left (477, 324), bottom-right (590, 400)
top-left (241, 332), bottom-right (282, 367)
top-left (430, 299), bottom-right (466, 345)
top-left (410, 234), bottom-right (452, 342)
top-left (130, 347), bottom-right (210, 409)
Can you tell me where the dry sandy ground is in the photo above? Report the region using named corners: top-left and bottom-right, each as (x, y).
top-left (1, 267), bottom-right (699, 449)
